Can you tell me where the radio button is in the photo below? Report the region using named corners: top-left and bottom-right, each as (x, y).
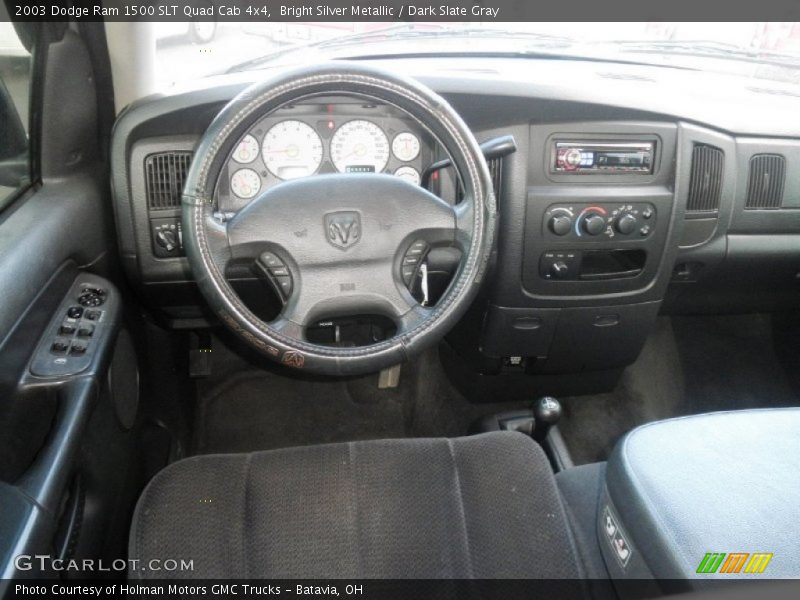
top-left (565, 149), bottom-right (582, 167)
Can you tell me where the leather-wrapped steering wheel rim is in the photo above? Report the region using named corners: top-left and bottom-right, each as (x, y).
top-left (182, 62), bottom-right (496, 376)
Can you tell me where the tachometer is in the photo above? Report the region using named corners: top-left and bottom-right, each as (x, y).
top-left (232, 134), bottom-right (259, 164)
top-left (331, 120), bottom-right (390, 174)
top-left (230, 168), bottom-right (261, 199)
top-left (262, 120), bottom-right (323, 180)
top-left (392, 132), bottom-right (420, 162)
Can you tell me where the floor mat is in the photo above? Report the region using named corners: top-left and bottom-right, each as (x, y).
top-left (192, 345), bottom-right (530, 455)
top-left (194, 371), bottom-right (408, 454)
top-left (558, 314), bottom-right (799, 465)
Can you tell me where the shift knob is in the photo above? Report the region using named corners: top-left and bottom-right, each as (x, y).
top-left (532, 396), bottom-right (562, 442)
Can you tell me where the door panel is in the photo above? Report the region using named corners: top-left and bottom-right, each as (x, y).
top-left (0, 22), bottom-right (134, 584)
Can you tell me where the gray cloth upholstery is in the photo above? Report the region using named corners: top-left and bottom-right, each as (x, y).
top-left (606, 408), bottom-right (800, 580)
top-left (130, 432), bottom-right (581, 579)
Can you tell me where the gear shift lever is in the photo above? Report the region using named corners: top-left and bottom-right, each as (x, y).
top-left (532, 396), bottom-right (562, 443)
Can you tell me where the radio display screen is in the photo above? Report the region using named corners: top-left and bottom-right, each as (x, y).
top-left (554, 141), bottom-right (655, 174)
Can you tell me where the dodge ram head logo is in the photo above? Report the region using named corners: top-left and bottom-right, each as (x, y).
top-left (325, 211), bottom-right (361, 249)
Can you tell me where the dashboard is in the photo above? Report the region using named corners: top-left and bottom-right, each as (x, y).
top-left (216, 98), bottom-right (441, 214)
top-left (111, 56), bottom-right (800, 382)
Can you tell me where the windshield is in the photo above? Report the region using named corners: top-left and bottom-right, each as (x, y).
top-left (152, 22), bottom-right (800, 90)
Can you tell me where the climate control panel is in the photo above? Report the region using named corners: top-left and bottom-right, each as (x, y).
top-left (543, 202), bottom-right (656, 241)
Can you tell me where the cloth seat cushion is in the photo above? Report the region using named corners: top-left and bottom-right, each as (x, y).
top-left (129, 432), bottom-right (581, 579)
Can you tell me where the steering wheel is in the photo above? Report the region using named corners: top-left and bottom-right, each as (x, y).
top-left (182, 63), bottom-right (496, 376)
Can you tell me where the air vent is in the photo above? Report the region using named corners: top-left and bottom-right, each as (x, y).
top-left (745, 154), bottom-right (785, 209)
top-left (145, 152), bottom-right (193, 210)
top-left (686, 144), bottom-right (724, 213)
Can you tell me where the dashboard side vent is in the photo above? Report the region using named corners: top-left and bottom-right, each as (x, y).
top-left (686, 144), bottom-right (724, 213)
top-left (145, 152), bottom-right (193, 210)
top-left (745, 154), bottom-right (785, 209)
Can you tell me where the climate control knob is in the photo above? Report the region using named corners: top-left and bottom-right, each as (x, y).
top-left (549, 215), bottom-right (573, 236)
top-left (582, 213), bottom-right (606, 236)
top-left (615, 213), bottom-right (638, 235)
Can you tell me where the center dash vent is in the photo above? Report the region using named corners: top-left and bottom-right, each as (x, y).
top-left (745, 154), bottom-right (785, 209)
top-left (145, 152), bottom-right (193, 210)
top-left (686, 144), bottom-right (724, 213)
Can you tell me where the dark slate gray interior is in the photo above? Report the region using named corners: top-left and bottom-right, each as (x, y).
top-left (1, 17), bottom-right (799, 597)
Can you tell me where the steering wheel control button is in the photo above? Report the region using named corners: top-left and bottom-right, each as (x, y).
top-left (257, 252), bottom-right (294, 301)
top-left (274, 276), bottom-right (293, 297)
top-left (67, 306), bottom-right (84, 319)
top-left (401, 240), bottom-right (430, 286)
top-left (259, 252), bottom-right (283, 269)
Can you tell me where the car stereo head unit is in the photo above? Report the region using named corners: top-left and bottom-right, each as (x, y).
top-left (553, 141), bottom-right (655, 174)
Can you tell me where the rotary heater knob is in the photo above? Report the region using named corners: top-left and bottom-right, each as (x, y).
top-left (549, 215), bottom-right (572, 236)
top-left (615, 213), bottom-right (638, 235)
top-left (582, 213), bottom-right (606, 236)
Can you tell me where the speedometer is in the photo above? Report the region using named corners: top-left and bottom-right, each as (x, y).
top-left (262, 120), bottom-right (323, 180)
top-left (330, 120), bottom-right (390, 174)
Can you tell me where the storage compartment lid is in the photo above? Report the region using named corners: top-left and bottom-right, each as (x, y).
top-left (604, 409), bottom-right (800, 582)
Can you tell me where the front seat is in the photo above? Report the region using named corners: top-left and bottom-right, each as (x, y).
top-left (130, 432), bottom-right (582, 579)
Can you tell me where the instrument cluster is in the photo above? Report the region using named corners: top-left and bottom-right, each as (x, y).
top-left (216, 99), bottom-right (439, 213)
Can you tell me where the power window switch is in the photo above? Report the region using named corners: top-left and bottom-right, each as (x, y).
top-left (85, 310), bottom-right (101, 321)
top-left (77, 325), bottom-right (95, 338)
top-left (51, 341), bottom-right (69, 354)
top-left (59, 324), bottom-right (76, 335)
top-left (69, 343), bottom-right (87, 356)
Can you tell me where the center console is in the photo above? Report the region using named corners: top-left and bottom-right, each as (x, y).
top-left (601, 409), bottom-right (800, 594)
top-left (472, 121), bottom-right (683, 383)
